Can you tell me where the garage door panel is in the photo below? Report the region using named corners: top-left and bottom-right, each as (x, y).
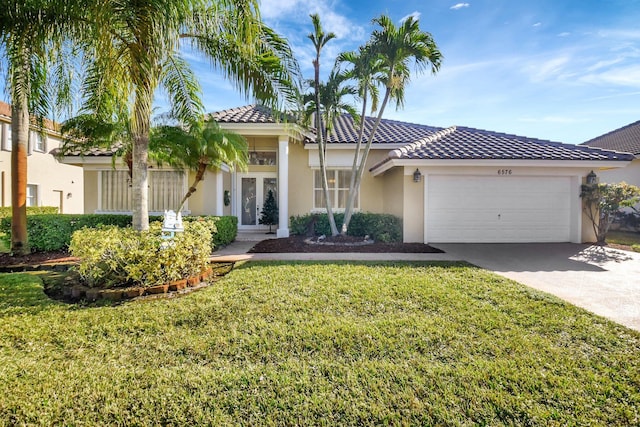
top-left (427, 175), bottom-right (571, 243)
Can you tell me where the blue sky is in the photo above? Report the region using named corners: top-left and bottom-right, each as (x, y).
top-left (181, 0), bottom-right (640, 144)
top-left (3, 1), bottom-right (639, 145)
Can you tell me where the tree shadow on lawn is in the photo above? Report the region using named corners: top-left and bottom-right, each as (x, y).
top-left (0, 273), bottom-right (62, 315)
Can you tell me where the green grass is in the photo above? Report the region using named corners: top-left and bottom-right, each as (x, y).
top-left (1, 262), bottom-right (639, 425)
top-left (607, 230), bottom-right (640, 251)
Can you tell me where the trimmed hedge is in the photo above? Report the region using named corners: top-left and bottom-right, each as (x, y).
top-left (0, 214), bottom-right (238, 252)
top-left (0, 206), bottom-right (59, 218)
top-left (290, 212), bottom-right (402, 243)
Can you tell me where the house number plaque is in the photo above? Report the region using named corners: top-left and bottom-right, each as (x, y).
top-left (497, 169), bottom-right (513, 175)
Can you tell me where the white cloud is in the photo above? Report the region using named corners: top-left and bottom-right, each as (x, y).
top-left (450, 3), bottom-right (470, 10)
top-left (259, 0), bottom-right (364, 41)
top-left (580, 65), bottom-right (640, 88)
top-left (522, 56), bottom-right (571, 83)
top-left (532, 22), bottom-right (542, 28)
top-left (401, 11), bottom-right (421, 23)
top-left (557, 32), bottom-right (571, 37)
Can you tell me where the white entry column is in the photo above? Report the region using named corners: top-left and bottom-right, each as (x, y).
top-left (277, 136), bottom-right (289, 237)
top-left (215, 169), bottom-right (224, 216)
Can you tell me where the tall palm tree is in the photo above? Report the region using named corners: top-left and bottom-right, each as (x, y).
top-left (150, 118), bottom-right (248, 212)
top-left (0, 1), bottom-right (82, 255)
top-left (336, 43), bottom-right (383, 234)
top-left (341, 14), bottom-right (442, 234)
top-left (81, 0), bottom-right (298, 231)
top-left (307, 13), bottom-right (340, 236)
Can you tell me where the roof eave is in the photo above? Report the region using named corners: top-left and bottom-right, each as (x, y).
top-left (370, 158), bottom-right (633, 177)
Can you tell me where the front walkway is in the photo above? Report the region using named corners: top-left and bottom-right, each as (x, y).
top-left (213, 235), bottom-right (640, 332)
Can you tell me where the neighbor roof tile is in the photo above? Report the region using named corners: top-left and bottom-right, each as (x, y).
top-left (582, 120), bottom-right (640, 155)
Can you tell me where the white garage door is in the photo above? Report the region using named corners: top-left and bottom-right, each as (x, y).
top-left (426, 175), bottom-right (571, 243)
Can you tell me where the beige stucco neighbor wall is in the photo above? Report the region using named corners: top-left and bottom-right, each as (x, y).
top-left (0, 122), bottom-right (84, 213)
top-left (595, 159), bottom-right (640, 187)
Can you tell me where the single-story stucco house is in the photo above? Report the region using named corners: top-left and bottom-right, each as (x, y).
top-left (58, 105), bottom-right (634, 243)
top-left (582, 120), bottom-right (640, 188)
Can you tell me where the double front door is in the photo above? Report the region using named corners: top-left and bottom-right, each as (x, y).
top-left (238, 173), bottom-right (277, 228)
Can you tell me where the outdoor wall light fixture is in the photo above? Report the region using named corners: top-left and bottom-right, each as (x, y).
top-left (413, 168), bottom-right (422, 183)
top-left (586, 170), bottom-right (598, 185)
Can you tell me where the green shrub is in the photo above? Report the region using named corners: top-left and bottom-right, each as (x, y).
top-left (289, 212), bottom-right (402, 242)
top-left (0, 206), bottom-right (59, 218)
top-left (0, 214), bottom-right (237, 252)
top-left (184, 215), bottom-right (237, 248)
top-left (70, 220), bottom-right (212, 288)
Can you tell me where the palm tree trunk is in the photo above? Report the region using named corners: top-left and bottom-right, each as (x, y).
top-left (343, 88), bottom-right (391, 233)
top-left (176, 161), bottom-right (207, 212)
top-left (131, 79), bottom-right (153, 231)
top-left (10, 53), bottom-right (30, 255)
top-left (318, 126), bottom-right (339, 236)
top-left (10, 96), bottom-right (30, 255)
top-left (313, 54), bottom-right (338, 236)
top-left (341, 93), bottom-right (368, 235)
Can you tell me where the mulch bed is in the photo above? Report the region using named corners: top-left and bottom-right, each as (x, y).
top-left (249, 235), bottom-right (444, 253)
top-left (0, 250), bottom-right (76, 268)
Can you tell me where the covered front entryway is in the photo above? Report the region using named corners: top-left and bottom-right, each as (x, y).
top-left (426, 175), bottom-right (572, 243)
top-left (236, 173), bottom-right (277, 230)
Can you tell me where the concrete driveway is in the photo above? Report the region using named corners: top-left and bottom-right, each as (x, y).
top-left (435, 243), bottom-right (640, 332)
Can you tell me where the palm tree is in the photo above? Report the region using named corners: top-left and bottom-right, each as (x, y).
top-left (340, 14), bottom-right (442, 234)
top-left (80, 0), bottom-right (298, 231)
top-left (150, 118), bottom-right (248, 212)
top-left (0, 1), bottom-right (81, 255)
top-left (307, 13), bottom-right (340, 236)
top-left (336, 43), bottom-right (383, 234)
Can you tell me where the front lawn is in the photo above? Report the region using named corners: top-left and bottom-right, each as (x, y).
top-left (607, 230), bottom-right (640, 252)
top-left (1, 262), bottom-right (639, 425)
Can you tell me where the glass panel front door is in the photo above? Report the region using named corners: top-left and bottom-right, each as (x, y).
top-left (239, 174), bottom-right (277, 228)
top-left (241, 177), bottom-right (257, 226)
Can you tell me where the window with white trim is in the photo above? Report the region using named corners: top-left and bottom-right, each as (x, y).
top-left (99, 170), bottom-right (185, 212)
top-left (313, 169), bottom-right (359, 210)
top-left (1, 124), bottom-right (11, 151)
top-left (26, 184), bottom-right (38, 207)
top-left (29, 131), bottom-right (46, 152)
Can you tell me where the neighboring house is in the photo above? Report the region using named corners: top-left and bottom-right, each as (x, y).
top-left (0, 101), bottom-right (84, 213)
top-left (58, 105), bottom-right (633, 243)
top-left (582, 120), bottom-right (640, 188)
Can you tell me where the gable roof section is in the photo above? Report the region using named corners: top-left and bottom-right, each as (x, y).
top-left (371, 125), bottom-right (634, 172)
top-left (210, 105), bottom-right (440, 145)
top-left (581, 120), bottom-right (640, 156)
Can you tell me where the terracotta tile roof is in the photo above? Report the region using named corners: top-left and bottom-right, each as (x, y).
top-left (59, 104), bottom-right (633, 163)
top-left (581, 120), bottom-right (640, 156)
top-left (374, 125), bottom-right (633, 167)
top-left (208, 104), bottom-right (277, 124)
top-left (52, 141), bottom-right (125, 157)
top-left (0, 101), bottom-right (61, 132)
